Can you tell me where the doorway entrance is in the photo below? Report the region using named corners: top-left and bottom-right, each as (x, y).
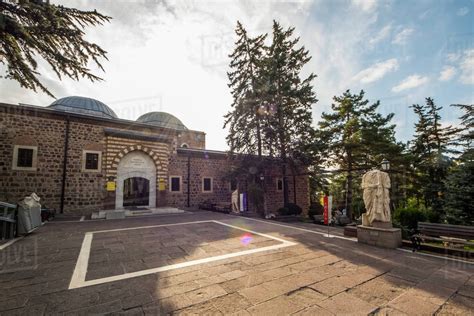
top-left (123, 177), bottom-right (150, 207)
top-left (116, 151), bottom-right (157, 209)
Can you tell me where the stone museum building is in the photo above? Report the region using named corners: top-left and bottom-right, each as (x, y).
top-left (0, 96), bottom-right (309, 216)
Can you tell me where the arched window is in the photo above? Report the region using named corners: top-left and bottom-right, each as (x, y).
top-left (181, 143), bottom-right (189, 148)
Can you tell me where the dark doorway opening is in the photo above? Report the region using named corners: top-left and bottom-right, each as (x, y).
top-left (123, 177), bottom-right (150, 207)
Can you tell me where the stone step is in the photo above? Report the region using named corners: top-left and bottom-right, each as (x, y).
top-left (91, 207), bottom-right (185, 219)
top-left (105, 210), bottom-right (126, 220)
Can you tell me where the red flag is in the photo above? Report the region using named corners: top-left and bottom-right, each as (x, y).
top-left (323, 196), bottom-right (329, 225)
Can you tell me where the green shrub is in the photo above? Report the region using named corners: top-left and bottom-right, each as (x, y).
top-left (308, 202), bottom-right (324, 219)
top-left (286, 203), bottom-right (303, 215)
top-left (393, 206), bottom-right (427, 230)
top-left (277, 207), bottom-right (290, 216)
top-left (277, 204), bottom-right (302, 216)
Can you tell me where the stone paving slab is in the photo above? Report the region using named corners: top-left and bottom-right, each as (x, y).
top-left (85, 221), bottom-right (279, 281)
top-left (0, 212), bottom-right (473, 315)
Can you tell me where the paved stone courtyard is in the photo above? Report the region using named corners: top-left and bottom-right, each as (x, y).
top-left (0, 211), bottom-right (473, 315)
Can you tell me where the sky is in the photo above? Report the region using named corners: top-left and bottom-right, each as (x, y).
top-left (1, 0), bottom-right (473, 150)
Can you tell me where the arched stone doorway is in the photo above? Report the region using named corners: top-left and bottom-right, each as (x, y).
top-left (116, 151), bottom-right (156, 209)
top-left (123, 177), bottom-right (150, 207)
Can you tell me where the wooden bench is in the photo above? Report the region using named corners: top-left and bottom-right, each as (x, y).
top-left (198, 201), bottom-right (216, 211)
top-left (214, 202), bottom-right (231, 214)
top-left (0, 202), bottom-right (18, 240)
top-left (198, 201), bottom-right (231, 213)
top-left (415, 222), bottom-right (474, 248)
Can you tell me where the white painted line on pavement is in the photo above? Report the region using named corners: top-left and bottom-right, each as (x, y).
top-left (69, 232), bottom-right (93, 289)
top-left (240, 217), bottom-right (357, 242)
top-left (397, 247), bottom-right (473, 265)
top-left (68, 220), bottom-right (296, 289)
top-left (0, 236), bottom-right (24, 251)
top-left (47, 211), bottom-right (193, 224)
top-left (91, 220), bottom-right (213, 234)
top-left (235, 217), bottom-right (473, 265)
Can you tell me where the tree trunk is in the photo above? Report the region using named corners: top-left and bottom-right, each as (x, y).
top-left (277, 97), bottom-right (289, 206)
top-left (256, 115), bottom-right (262, 158)
top-left (346, 150), bottom-right (353, 220)
top-left (282, 162), bottom-right (289, 206)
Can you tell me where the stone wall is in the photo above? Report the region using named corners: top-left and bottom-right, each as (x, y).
top-left (0, 109), bottom-right (66, 212)
top-left (0, 108), bottom-right (109, 215)
top-left (167, 153), bottom-right (232, 208)
top-left (176, 130), bottom-right (206, 149)
top-left (167, 152), bottom-right (310, 214)
top-left (262, 166), bottom-right (310, 215)
top-left (0, 104), bottom-right (176, 215)
top-left (62, 120), bottom-right (106, 214)
top-left (0, 103), bottom-right (310, 216)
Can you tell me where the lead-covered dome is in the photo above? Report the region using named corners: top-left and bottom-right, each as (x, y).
top-left (136, 112), bottom-right (188, 130)
top-left (48, 96), bottom-right (118, 119)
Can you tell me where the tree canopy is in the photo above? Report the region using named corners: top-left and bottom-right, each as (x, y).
top-left (225, 20), bottom-right (318, 206)
top-left (0, 0), bottom-right (111, 97)
top-left (409, 98), bottom-right (458, 216)
top-left (317, 90), bottom-right (404, 218)
top-left (224, 21), bottom-right (266, 157)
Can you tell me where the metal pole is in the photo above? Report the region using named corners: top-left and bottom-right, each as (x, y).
top-left (187, 155), bottom-right (191, 207)
top-left (60, 117), bottom-right (70, 214)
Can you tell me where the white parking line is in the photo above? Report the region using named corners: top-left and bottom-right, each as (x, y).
top-left (0, 236), bottom-right (24, 251)
top-left (396, 247), bottom-right (473, 265)
top-left (68, 220), bottom-right (296, 289)
top-left (236, 217), bottom-right (473, 265)
top-left (241, 217), bottom-right (357, 242)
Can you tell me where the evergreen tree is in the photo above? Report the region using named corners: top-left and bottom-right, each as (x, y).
top-left (1, 0), bottom-right (110, 97)
top-left (444, 104), bottom-right (474, 225)
top-left (263, 21), bottom-right (317, 205)
top-left (224, 21), bottom-right (267, 157)
top-left (318, 90), bottom-right (403, 219)
top-left (451, 103), bottom-right (473, 159)
top-left (409, 98), bottom-right (458, 218)
top-left (444, 159), bottom-right (474, 225)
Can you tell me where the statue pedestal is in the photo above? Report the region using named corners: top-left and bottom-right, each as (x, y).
top-left (357, 225), bottom-right (402, 249)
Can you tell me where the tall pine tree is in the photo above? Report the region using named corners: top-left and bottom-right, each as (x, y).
top-left (318, 90), bottom-right (403, 219)
top-left (224, 21), bottom-right (267, 157)
top-left (444, 104), bottom-right (473, 225)
top-left (451, 103), bottom-right (473, 159)
top-left (263, 21), bottom-right (317, 205)
top-left (410, 98), bottom-right (458, 218)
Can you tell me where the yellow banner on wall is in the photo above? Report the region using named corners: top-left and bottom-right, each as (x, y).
top-left (106, 181), bottom-right (116, 191)
top-left (159, 179), bottom-right (166, 191)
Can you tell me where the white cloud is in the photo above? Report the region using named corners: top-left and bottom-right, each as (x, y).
top-left (459, 49), bottom-right (474, 85)
top-left (3, 0), bottom-right (462, 149)
top-left (392, 74), bottom-right (429, 92)
top-left (351, 0), bottom-right (377, 12)
top-left (439, 66), bottom-right (457, 81)
top-left (352, 58), bottom-right (399, 83)
top-left (369, 24), bottom-right (392, 45)
top-left (447, 53), bottom-right (461, 62)
top-left (392, 28), bottom-right (414, 45)
top-left (457, 7), bottom-right (469, 16)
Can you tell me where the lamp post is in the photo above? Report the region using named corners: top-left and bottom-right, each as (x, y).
top-left (381, 158), bottom-right (390, 171)
top-left (381, 158), bottom-right (393, 211)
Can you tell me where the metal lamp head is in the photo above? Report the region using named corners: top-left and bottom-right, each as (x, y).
top-left (381, 158), bottom-right (390, 171)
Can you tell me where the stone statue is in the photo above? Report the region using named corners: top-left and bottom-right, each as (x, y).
top-left (361, 169), bottom-right (391, 226)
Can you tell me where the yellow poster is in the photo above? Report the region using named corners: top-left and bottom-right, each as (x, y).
top-left (106, 181), bottom-right (116, 191)
top-left (159, 179), bottom-right (166, 191)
